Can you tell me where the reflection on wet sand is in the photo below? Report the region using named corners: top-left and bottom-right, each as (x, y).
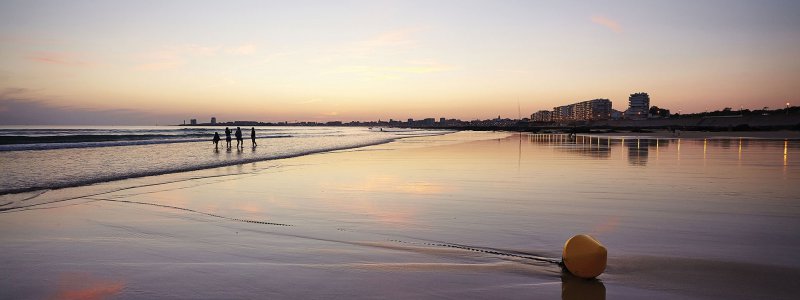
top-left (1, 132), bottom-right (797, 299)
top-left (529, 134), bottom-right (683, 165)
top-left (562, 271), bottom-right (605, 300)
top-left (785, 139), bottom-right (790, 175)
top-left (529, 134), bottom-right (611, 158)
top-left (528, 133), bottom-right (799, 167)
top-left (54, 272), bottom-right (124, 300)
top-left (626, 139), bottom-right (649, 166)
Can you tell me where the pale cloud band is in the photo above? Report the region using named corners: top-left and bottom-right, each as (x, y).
top-left (591, 15), bottom-right (622, 33)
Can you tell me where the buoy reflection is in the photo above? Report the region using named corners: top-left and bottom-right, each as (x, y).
top-left (562, 271), bottom-right (605, 300)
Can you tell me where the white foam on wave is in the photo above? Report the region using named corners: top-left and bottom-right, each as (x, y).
top-left (0, 127), bottom-right (453, 195)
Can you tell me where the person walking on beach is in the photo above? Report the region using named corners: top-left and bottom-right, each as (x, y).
top-left (251, 127), bottom-right (257, 147)
top-left (225, 127), bottom-right (232, 149)
top-left (235, 127), bottom-right (243, 148)
top-left (212, 132), bottom-right (221, 149)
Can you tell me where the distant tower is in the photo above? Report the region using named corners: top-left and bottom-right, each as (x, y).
top-left (626, 93), bottom-right (650, 119)
top-left (211, 117), bottom-right (217, 125)
top-left (190, 119), bottom-right (197, 125)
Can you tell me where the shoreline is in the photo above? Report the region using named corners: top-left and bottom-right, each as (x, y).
top-left (0, 128), bottom-right (455, 197)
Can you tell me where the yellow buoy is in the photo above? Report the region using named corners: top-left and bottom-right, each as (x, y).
top-left (562, 234), bottom-right (607, 279)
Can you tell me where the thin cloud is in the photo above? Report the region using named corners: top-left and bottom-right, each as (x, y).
top-left (259, 51), bottom-right (291, 64)
top-left (173, 44), bottom-right (219, 57)
top-left (26, 52), bottom-right (94, 66)
top-left (297, 98), bottom-right (321, 105)
top-left (0, 97), bottom-right (181, 125)
top-left (335, 27), bottom-right (423, 58)
top-left (136, 60), bottom-right (184, 71)
top-left (135, 43), bottom-right (261, 70)
top-left (0, 33), bottom-right (64, 46)
top-left (355, 28), bottom-right (419, 50)
top-left (591, 15), bottom-right (622, 33)
top-left (135, 44), bottom-right (220, 71)
top-left (1, 87), bottom-right (33, 98)
top-left (391, 60), bottom-right (453, 74)
top-left (226, 43), bottom-right (257, 55)
top-left (330, 60), bottom-right (453, 79)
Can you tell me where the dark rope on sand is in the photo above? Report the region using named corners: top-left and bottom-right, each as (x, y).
top-left (4, 181), bottom-right (567, 265)
top-left (94, 198), bottom-right (292, 227)
top-left (388, 239), bottom-right (562, 265)
top-left (100, 197), bottom-right (560, 264)
top-left (84, 197), bottom-right (562, 264)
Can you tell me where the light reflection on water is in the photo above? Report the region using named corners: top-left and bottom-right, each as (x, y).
top-left (448, 133), bottom-right (800, 266)
top-left (528, 133), bottom-right (795, 168)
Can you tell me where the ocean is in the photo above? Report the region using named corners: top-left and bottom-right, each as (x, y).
top-left (0, 126), bottom-right (451, 195)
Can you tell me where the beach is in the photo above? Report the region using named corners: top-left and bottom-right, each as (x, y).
top-left (2, 131), bottom-right (799, 299)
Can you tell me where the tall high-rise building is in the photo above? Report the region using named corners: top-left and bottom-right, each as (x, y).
top-left (190, 119), bottom-right (197, 125)
top-left (210, 117), bottom-right (217, 124)
top-left (626, 92), bottom-right (650, 119)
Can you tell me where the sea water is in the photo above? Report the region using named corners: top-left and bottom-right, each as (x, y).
top-left (0, 126), bottom-right (450, 194)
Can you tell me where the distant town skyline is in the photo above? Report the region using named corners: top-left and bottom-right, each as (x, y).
top-left (1, 0), bottom-right (798, 125)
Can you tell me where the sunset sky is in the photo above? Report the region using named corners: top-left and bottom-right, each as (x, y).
top-left (1, 0), bottom-right (798, 125)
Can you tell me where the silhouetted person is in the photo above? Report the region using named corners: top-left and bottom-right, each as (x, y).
top-left (213, 132), bottom-right (220, 149)
top-left (251, 127), bottom-right (257, 147)
top-left (235, 127), bottom-right (243, 148)
top-left (225, 127), bottom-right (232, 148)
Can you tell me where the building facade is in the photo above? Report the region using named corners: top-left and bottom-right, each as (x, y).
top-left (625, 92), bottom-right (650, 119)
top-left (574, 99), bottom-right (612, 120)
top-left (552, 105), bottom-right (574, 122)
top-left (552, 99), bottom-right (612, 122)
top-left (531, 110), bottom-right (552, 122)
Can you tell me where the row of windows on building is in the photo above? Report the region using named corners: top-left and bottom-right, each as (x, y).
top-left (531, 92), bottom-right (650, 122)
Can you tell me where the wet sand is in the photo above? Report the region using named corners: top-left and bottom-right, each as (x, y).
top-left (590, 130), bottom-right (800, 139)
top-left (1, 131), bottom-right (799, 299)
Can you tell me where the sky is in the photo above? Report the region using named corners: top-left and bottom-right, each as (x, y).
top-left (1, 0), bottom-right (798, 125)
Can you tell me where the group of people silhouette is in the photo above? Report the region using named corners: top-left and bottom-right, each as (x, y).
top-left (213, 127), bottom-right (257, 149)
